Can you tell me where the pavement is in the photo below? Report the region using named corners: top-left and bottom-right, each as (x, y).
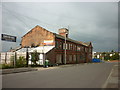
top-left (1, 67), bottom-right (37, 75)
top-left (102, 63), bottom-right (119, 88)
top-left (1, 63), bottom-right (86, 75)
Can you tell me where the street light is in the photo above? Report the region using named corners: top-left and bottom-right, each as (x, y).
top-left (64, 32), bottom-right (67, 64)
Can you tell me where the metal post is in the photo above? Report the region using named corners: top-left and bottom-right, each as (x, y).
top-left (5, 52), bottom-right (7, 64)
top-left (26, 47), bottom-right (29, 67)
top-left (64, 33), bottom-right (66, 64)
top-left (14, 51), bottom-right (16, 68)
top-left (43, 45), bottom-right (45, 67)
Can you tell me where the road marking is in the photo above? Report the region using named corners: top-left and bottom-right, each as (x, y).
top-left (101, 65), bottom-right (116, 88)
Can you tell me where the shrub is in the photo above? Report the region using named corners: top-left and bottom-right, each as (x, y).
top-left (31, 50), bottom-right (39, 65)
top-left (1, 64), bottom-right (13, 69)
top-left (16, 56), bottom-right (26, 67)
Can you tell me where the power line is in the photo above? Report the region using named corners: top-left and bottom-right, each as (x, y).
top-left (2, 5), bottom-right (31, 30)
top-left (2, 4), bottom-right (65, 30)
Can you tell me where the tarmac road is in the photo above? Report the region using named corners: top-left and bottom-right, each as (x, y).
top-left (2, 62), bottom-right (117, 88)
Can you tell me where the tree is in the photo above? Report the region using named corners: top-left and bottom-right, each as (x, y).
top-left (111, 50), bottom-right (114, 53)
top-left (31, 50), bottom-right (39, 65)
top-left (104, 53), bottom-right (110, 60)
top-left (110, 52), bottom-right (119, 60)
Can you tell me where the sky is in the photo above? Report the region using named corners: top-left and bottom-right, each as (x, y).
top-left (1, 1), bottom-right (118, 52)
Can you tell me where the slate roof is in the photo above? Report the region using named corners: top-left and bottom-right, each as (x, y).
top-left (54, 33), bottom-right (91, 47)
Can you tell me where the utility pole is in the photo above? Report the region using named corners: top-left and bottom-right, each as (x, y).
top-left (64, 25), bottom-right (69, 64)
top-left (64, 33), bottom-right (67, 64)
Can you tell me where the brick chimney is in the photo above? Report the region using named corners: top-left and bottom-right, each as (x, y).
top-left (58, 28), bottom-right (69, 38)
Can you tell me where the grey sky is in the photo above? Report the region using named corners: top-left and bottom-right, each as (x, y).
top-left (1, 2), bottom-right (118, 52)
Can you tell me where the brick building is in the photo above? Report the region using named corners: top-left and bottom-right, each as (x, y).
top-left (20, 25), bottom-right (93, 65)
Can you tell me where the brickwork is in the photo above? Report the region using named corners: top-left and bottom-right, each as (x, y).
top-left (21, 25), bottom-right (55, 47)
top-left (21, 25), bottom-right (93, 64)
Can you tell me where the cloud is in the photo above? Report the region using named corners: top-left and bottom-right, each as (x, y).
top-left (1, 2), bottom-right (118, 52)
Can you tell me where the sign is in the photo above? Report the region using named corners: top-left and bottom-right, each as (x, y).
top-left (43, 40), bottom-right (54, 46)
top-left (1, 34), bottom-right (16, 42)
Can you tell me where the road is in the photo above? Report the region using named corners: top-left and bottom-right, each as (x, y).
top-left (2, 63), bottom-right (116, 88)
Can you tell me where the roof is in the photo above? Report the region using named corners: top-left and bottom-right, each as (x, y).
top-left (9, 46), bottom-right (22, 52)
top-left (54, 33), bottom-right (91, 47)
top-left (16, 46), bottom-right (55, 53)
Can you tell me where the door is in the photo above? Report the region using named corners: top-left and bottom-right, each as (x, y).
top-left (56, 54), bottom-right (62, 64)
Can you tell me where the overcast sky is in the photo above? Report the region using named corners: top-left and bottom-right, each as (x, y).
top-left (1, 2), bottom-right (118, 52)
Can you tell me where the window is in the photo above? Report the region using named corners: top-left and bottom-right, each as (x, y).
top-left (70, 44), bottom-right (72, 50)
top-left (63, 43), bottom-right (68, 49)
top-left (59, 42), bottom-right (62, 49)
top-left (89, 48), bottom-right (92, 53)
top-left (77, 46), bottom-right (79, 51)
top-left (78, 46), bottom-right (81, 51)
top-left (66, 43), bottom-right (68, 50)
top-left (80, 54), bottom-right (85, 60)
top-left (85, 48), bottom-right (88, 52)
top-left (63, 43), bottom-right (65, 49)
top-left (81, 46), bottom-right (84, 51)
top-left (73, 44), bottom-right (75, 50)
top-left (69, 55), bottom-right (72, 62)
top-left (73, 55), bottom-right (76, 61)
top-left (56, 41), bottom-right (59, 48)
top-left (75, 45), bottom-right (77, 51)
top-left (56, 54), bottom-right (62, 64)
top-left (69, 43), bottom-right (71, 50)
top-left (77, 46), bottom-right (80, 51)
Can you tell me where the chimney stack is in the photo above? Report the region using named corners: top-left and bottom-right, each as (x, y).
top-left (58, 28), bottom-right (69, 38)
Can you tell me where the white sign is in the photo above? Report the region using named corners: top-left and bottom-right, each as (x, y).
top-left (44, 40), bottom-right (54, 46)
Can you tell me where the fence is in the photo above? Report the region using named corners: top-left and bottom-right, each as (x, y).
top-left (0, 52), bottom-right (26, 64)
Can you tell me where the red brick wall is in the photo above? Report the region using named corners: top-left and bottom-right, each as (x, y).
top-left (21, 25), bottom-right (55, 47)
top-left (46, 48), bottom-right (56, 64)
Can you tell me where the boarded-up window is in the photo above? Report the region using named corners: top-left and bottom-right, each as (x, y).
top-left (56, 41), bottom-right (59, 48)
top-left (69, 55), bottom-right (72, 62)
top-left (80, 54), bottom-right (86, 61)
top-left (73, 55), bottom-right (76, 61)
top-left (56, 54), bottom-right (62, 64)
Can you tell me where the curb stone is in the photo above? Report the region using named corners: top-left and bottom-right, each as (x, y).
top-left (2, 68), bottom-right (37, 75)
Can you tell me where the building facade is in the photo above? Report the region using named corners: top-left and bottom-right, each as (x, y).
top-left (21, 25), bottom-right (93, 65)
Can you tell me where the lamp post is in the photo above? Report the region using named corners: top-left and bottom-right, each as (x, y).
top-left (64, 33), bottom-right (67, 64)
